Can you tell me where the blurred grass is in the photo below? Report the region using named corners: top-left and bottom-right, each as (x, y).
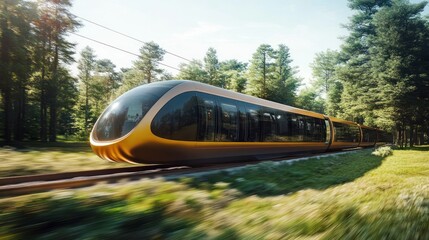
top-left (0, 142), bottom-right (130, 177)
top-left (0, 146), bottom-right (428, 239)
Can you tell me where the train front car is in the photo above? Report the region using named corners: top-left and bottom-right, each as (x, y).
top-left (91, 80), bottom-right (332, 164)
top-left (90, 80), bottom-right (185, 163)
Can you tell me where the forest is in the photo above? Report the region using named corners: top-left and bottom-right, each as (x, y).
top-left (1, 0), bottom-right (428, 147)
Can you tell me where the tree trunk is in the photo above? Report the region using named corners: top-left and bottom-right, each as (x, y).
top-left (13, 86), bottom-right (26, 141)
top-left (48, 94), bottom-right (57, 142)
top-left (0, 4), bottom-right (12, 143)
top-left (48, 41), bottom-right (59, 142)
top-left (85, 83), bottom-right (89, 132)
top-left (404, 126), bottom-right (409, 147)
top-left (40, 64), bottom-right (48, 142)
top-left (2, 90), bottom-right (13, 143)
top-left (40, 89), bottom-right (47, 142)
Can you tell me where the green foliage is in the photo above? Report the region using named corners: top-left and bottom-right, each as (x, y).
top-left (134, 41), bottom-right (166, 84)
top-left (177, 60), bottom-right (208, 82)
top-left (74, 47), bottom-right (121, 139)
top-left (204, 47), bottom-right (222, 87)
top-left (296, 87), bottom-right (325, 113)
top-left (310, 49), bottom-right (343, 116)
top-left (246, 44), bottom-right (276, 99)
top-left (304, 0), bottom-right (429, 147)
top-left (246, 44), bottom-right (300, 104)
top-left (220, 59), bottom-right (247, 93)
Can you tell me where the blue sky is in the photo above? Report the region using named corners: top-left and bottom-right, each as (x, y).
top-left (68, 0), bottom-right (428, 85)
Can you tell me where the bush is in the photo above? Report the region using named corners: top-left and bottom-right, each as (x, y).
top-left (372, 146), bottom-right (393, 157)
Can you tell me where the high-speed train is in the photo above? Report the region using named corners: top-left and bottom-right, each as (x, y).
top-left (90, 80), bottom-right (391, 164)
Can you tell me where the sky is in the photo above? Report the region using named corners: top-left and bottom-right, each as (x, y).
top-left (67, 0), bottom-right (428, 86)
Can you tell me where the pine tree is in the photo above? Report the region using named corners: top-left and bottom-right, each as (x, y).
top-left (310, 49), bottom-right (342, 116)
top-left (176, 60), bottom-right (207, 82)
top-left (0, 0), bottom-right (37, 143)
top-left (220, 59), bottom-right (247, 93)
top-left (77, 46), bottom-right (96, 133)
top-left (246, 44), bottom-right (275, 99)
top-left (33, 0), bottom-right (80, 142)
top-left (134, 41), bottom-right (165, 84)
top-left (272, 44), bottom-right (300, 105)
top-left (370, 0), bottom-right (429, 146)
top-left (203, 47), bottom-right (222, 87)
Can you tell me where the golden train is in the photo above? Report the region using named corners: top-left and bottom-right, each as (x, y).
top-left (90, 80), bottom-right (392, 164)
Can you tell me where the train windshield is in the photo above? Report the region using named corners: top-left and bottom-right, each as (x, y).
top-left (93, 80), bottom-right (183, 141)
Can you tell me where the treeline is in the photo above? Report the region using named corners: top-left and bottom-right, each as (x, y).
top-left (0, 0), bottom-right (79, 143)
top-left (308, 0), bottom-right (429, 147)
top-left (1, 0), bottom-right (428, 147)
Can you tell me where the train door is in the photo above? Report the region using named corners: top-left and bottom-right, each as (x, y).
top-left (324, 116), bottom-right (333, 150)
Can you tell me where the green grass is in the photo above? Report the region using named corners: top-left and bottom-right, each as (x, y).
top-left (0, 142), bottom-right (130, 177)
top-left (0, 146), bottom-right (428, 239)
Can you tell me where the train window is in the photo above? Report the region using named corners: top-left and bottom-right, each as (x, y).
top-left (290, 114), bottom-right (305, 141)
top-left (238, 104), bottom-right (247, 141)
top-left (94, 81), bottom-right (182, 141)
top-left (333, 122), bottom-right (360, 142)
top-left (219, 102), bottom-right (239, 141)
top-left (246, 105), bottom-right (260, 142)
top-left (151, 92), bottom-right (198, 141)
top-left (275, 111), bottom-right (290, 141)
top-left (261, 108), bottom-right (279, 141)
top-left (362, 128), bottom-right (376, 143)
top-left (196, 93), bottom-right (217, 141)
top-left (303, 116), bottom-right (314, 142)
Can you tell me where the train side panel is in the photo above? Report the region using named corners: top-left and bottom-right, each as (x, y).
top-left (328, 117), bottom-right (360, 150)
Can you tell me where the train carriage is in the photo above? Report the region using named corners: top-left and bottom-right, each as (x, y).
top-left (90, 80), bottom-right (389, 164)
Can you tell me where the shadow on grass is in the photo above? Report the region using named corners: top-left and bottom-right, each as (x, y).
top-left (1, 195), bottom-right (239, 239)
top-left (178, 150), bottom-right (386, 197)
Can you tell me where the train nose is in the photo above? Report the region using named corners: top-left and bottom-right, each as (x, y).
top-left (91, 81), bottom-right (182, 142)
top-left (94, 101), bottom-right (149, 141)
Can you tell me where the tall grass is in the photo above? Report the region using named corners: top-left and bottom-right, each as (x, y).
top-left (0, 143), bottom-right (129, 177)
top-left (1, 147), bottom-right (428, 239)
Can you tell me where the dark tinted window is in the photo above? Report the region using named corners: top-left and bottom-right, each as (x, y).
top-left (246, 105), bottom-right (261, 142)
top-left (219, 102), bottom-right (239, 141)
top-left (272, 112), bottom-right (326, 142)
top-left (238, 104), bottom-right (247, 142)
top-left (261, 110), bottom-right (276, 142)
top-left (333, 122), bottom-right (360, 142)
top-left (196, 93), bottom-right (217, 141)
top-left (94, 81), bottom-right (181, 141)
top-left (362, 128), bottom-right (377, 143)
top-left (153, 90), bottom-right (327, 143)
top-left (276, 111), bottom-right (291, 141)
top-left (151, 92), bottom-right (198, 141)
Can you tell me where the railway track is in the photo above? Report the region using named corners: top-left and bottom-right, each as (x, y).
top-left (0, 148), bottom-right (365, 197)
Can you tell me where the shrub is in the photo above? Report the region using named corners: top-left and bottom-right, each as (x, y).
top-left (372, 146), bottom-right (393, 157)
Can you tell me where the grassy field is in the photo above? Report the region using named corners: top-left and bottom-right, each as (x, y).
top-left (1, 146), bottom-right (428, 239)
top-left (0, 142), bottom-right (130, 177)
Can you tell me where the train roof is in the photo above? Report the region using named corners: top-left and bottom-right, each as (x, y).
top-left (359, 124), bottom-right (378, 130)
top-left (326, 116), bottom-right (359, 126)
